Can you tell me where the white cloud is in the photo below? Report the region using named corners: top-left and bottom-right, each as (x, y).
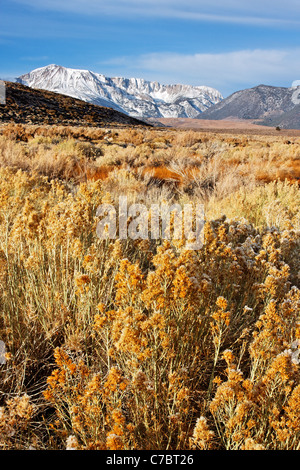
top-left (10, 0), bottom-right (300, 25)
top-left (101, 48), bottom-right (300, 96)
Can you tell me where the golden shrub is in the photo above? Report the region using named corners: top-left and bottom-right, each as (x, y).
top-left (0, 124), bottom-right (299, 450)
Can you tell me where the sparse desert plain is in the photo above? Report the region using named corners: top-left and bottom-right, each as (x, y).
top-left (153, 117), bottom-right (300, 136)
top-left (0, 121), bottom-right (299, 450)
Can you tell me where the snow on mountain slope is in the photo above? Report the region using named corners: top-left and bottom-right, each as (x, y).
top-left (17, 64), bottom-right (223, 119)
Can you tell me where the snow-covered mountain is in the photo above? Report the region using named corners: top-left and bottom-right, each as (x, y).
top-left (17, 64), bottom-right (223, 119)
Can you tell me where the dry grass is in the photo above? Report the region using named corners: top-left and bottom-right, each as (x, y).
top-left (0, 123), bottom-right (299, 450)
top-left (1, 123), bottom-right (300, 191)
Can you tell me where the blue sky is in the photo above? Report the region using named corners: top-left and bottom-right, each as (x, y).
top-left (1, 0), bottom-right (300, 96)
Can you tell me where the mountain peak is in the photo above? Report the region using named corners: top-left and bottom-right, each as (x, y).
top-left (197, 83), bottom-right (299, 125)
top-left (18, 64), bottom-right (223, 119)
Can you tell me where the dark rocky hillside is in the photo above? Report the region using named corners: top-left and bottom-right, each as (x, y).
top-left (0, 81), bottom-right (150, 128)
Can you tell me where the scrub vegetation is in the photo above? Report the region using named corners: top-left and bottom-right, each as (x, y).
top-left (0, 123), bottom-right (299, 450)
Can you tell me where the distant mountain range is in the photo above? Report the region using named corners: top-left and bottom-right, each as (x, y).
top-left (198, 84), bottom-right (300, 129)
top-left (17, 64), bottom-right (223, 120)
top-left (5, 64), bottom-right (300, 129)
